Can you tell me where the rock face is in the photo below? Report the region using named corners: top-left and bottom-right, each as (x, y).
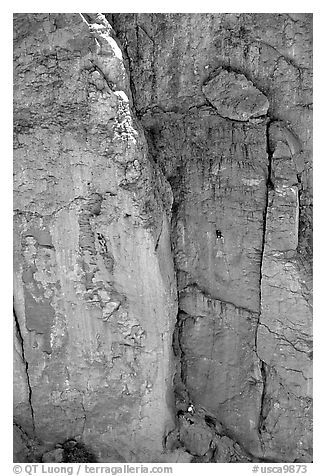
top-left (14, 13), bottom-right (312, 463)
top-left (112, 13), bottom-right (312, 462)
top-left (13, 13), bottom-right (176, 463)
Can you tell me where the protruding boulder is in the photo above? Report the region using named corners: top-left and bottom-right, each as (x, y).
top-left (202, 68), bottom-right (269, 121)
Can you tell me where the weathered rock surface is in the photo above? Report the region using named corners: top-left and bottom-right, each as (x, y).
top-left (256, 121), bottom-right (312, 460)
top-left (113, 12), bottom-right (312, 462)
top-left (14, 13), bottom-right (312, 463)
top-left (202, 68), bottom-right (269, 121)
top-left (13, 13), bottom-right (177, 463)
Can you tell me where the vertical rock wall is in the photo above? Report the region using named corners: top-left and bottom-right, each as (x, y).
top-left (13, 12), bottom-right (313, 463)
top-left (112, 13), bottom-right (312, 462)
top-left (13, 13), bottom-right (177, 462)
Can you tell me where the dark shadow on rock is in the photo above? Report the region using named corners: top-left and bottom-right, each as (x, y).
top-left (62, 439), bottom-right (97, 463)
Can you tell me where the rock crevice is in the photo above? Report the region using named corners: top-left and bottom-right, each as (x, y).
top-left (13, 305), bottom-right (35, 432)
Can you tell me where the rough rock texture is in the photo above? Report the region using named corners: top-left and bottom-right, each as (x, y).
top-left (14, 13), bottom-right (177, 463)
top-left (202, 68), bottom-right (269, 121)
top-left (112, 12), bottom-right (312, 462)
top-left (14, 13), bottom-right (312, 463)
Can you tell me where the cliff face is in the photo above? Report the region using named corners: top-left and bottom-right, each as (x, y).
top-left (13, 13), bottom-right (312, 463)
top-left (13, 13), bottom-right (177, 463)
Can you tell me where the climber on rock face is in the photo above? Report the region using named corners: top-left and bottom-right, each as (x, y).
top-left (215, 229), bottom-right (223, 240)
top-left (187, 404), bottom-right (195, 414)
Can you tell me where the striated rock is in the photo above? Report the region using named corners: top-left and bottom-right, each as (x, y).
top-left (202, 68), bottom-right (269, 121)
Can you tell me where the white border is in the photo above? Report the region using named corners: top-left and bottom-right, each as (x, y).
top-left (3, 4), bottom-right (322, 474)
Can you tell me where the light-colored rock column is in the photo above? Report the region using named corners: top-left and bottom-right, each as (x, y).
top-left (13, 13), bottom-right (177, 462)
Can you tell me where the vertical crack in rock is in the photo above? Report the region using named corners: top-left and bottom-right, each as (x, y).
top-left (258, 119), bottom-right (275, 314)
top-left (13, 305), bottom-right (35, 432)
top-left (257, 360), bottom-right (267, 447)
top-left (110, 15), bottom-right (138, 116)
top-left (255, 119), bottom-right (274, 448)
top-left (173, 312), bottom-right (190, 404)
